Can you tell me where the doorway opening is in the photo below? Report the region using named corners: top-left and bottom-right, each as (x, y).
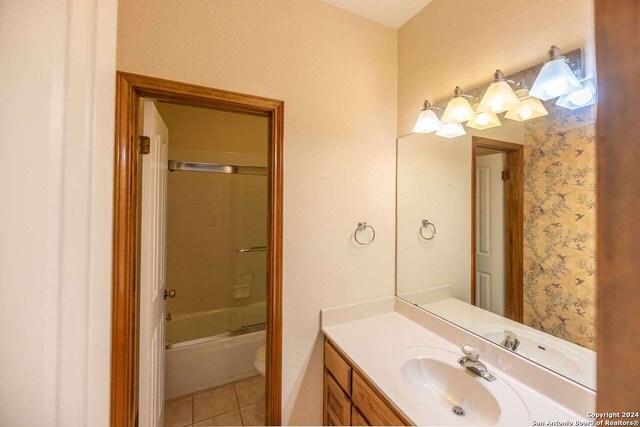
top-left (471, 136), bottom-right (524, 322)
top-left (111, 73), bottom-right (283, 427)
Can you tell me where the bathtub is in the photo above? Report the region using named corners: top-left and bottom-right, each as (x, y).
top-left (164, 303), bottom-right (266, 399)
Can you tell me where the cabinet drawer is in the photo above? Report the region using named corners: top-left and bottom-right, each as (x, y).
top-left (324, 370), bottom-right (351, 425)
top-left (351, 407), bottom-right (369, 426)
top-left (351, 372), bottom-right (405, 426)
top-left (324, 340), bottom-right (352, 394)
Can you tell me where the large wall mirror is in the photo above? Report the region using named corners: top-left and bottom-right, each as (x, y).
top-left (396, 47), bottom-right (597, 390)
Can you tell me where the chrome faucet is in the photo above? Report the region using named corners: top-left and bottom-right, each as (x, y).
top-left (458, 345), bottom-right (496, 381)
top-left (501, 330), bottom-right (520, 351)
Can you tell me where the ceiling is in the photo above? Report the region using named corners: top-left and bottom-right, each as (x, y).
top-left (320, 0), bottom-right (433, 29)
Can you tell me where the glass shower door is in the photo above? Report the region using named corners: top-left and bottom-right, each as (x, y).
top-left (165, 161), bottom-right (267, 346)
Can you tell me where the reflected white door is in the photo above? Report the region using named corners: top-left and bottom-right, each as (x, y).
top-left (139, 100), bottom-right (168, 427)
top-left (476, 153), bottom-right (505, 315)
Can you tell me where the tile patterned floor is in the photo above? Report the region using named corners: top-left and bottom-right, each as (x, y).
top-left (165, 376), bottom-right (265, 427)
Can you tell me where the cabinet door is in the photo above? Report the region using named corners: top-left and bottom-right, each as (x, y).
top-left (324, 340), bottom-right (352, 394)
top-left (326, 407), bottom-right (343, 426)
top-left (324, 371), bottom-right (351, 425)
top-left (351, 407), bottom-right (369, 426)
top-left (351, 372), bottom-right (405, 426)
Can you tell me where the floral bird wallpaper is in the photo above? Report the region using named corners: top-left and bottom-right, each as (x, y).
top-left (522, 103), bottom-right (597, 350)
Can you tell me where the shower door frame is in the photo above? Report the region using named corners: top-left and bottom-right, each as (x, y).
top-left (111, 72), bottom-right (283, 426)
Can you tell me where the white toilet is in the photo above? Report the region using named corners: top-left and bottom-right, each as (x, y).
top-left (255, 344), bottom-right (266, 376)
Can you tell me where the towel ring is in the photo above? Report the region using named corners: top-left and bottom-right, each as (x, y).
top-left (354, 222), bottom-right (376, 245)
top-left (420, 220), bottom-right (436, 240)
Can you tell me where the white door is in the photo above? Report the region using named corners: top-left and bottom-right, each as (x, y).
top-left (139, 100), bottom-right (168, 427)
top-left (476, 153), bottom-right (505, 316)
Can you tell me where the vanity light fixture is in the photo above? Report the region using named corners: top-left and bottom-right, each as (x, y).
top-left (441, 86), bottom-right (476, 124)
top-left (412, 100), bottom-right (443, 133)
top-left (435, 122), bottom-right (466, 139)
top-left (530, 45), bottom-right (583, 101)
top-left (556, 77), bottom-right (598, 110)
top-left (505, 84), bottom-right (549, 121)
top-left (477, 70), bottom-right (520, 114)
top-left (466, 103), bottom-right (502, 130)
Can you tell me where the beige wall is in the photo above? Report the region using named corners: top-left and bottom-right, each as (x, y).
top-left (396, 132), bottom-right (472, 302)
top-left (117, 1), bottom-right (397, 424)
top-left (398, 0), bottom-right (595, 136)
top-left (156, 102), bottom-right (269, 155)
top-left (396, 122), bottom-right (524, 306)
top-left (2, 1), bottom-right (117, 426)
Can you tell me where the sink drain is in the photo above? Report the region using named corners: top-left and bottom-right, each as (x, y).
top-left (451, 406), bottom-right (465, 416)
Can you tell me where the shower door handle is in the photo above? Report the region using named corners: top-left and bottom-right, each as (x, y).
top-left (164, 289), bottom-right (176, 300)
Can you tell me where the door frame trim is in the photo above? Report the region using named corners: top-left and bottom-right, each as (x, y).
top-left (471, 136), bottom-right (524, 322)
top-left (111, 72), bottom-right (283, 426)
top-left (595, 0), bottom-right (640, 412)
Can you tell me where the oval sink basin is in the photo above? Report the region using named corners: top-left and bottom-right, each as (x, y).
top-left (401, 358), bottom-right (501, 425)
top-left (391, 347), bottom-right (529, 426)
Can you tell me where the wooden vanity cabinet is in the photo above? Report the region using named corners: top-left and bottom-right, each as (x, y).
top-left (323, 338), bottom-right (412, 426)
top-left (324, 370), bottom-right (351, 425)
top-left (350, 407), bottom-right (369, 426)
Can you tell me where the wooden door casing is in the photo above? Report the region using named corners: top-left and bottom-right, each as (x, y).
top-left (112, 72), bottom-right (284, 426)
top-left (595, 0), bottom-right (640, 413)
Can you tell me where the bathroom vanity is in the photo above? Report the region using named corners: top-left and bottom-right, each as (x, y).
top-left (330, 38), bottom-right (601, 427)
top-left (321, 297), bottom-right (595, 426)
top-left (323, 338), bottom-right (411, 426)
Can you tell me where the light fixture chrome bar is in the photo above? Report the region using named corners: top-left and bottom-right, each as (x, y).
top-left (168, 160), bottom-right (267, 176)
top-left (236, 246), bottom-right (267, 253)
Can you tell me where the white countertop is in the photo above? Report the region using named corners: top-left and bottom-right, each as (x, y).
top-left (322, 298), bottom-right (594, 426)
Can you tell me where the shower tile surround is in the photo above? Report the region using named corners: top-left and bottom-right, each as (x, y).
top-left (166, 147), bottom-right (268, 323)
top-left (158, 99), bottom-right (270, 341)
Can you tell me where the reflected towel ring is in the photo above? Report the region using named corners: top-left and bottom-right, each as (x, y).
top-left (354, 222), bottom-right (376, 245)
top-left (420, 220), bottom-right (436, 240)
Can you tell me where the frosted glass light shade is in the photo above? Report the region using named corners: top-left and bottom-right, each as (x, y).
top-left (478, 81), bottom-right (520, 114)
top-left (441, 97), bottom-right (475, 124)
top-left (467, 111), bottom-right (502, 130)
top-left (530, 58), bottom-right (583, 101)
top-left (435, 122), bottom-right (466, 139)
top-left (556, 78), bottom-right (598, 110)
top-left (413, 108), bottom-right (441, 133)
top-left (505, 89), bottom-right (548, 121)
